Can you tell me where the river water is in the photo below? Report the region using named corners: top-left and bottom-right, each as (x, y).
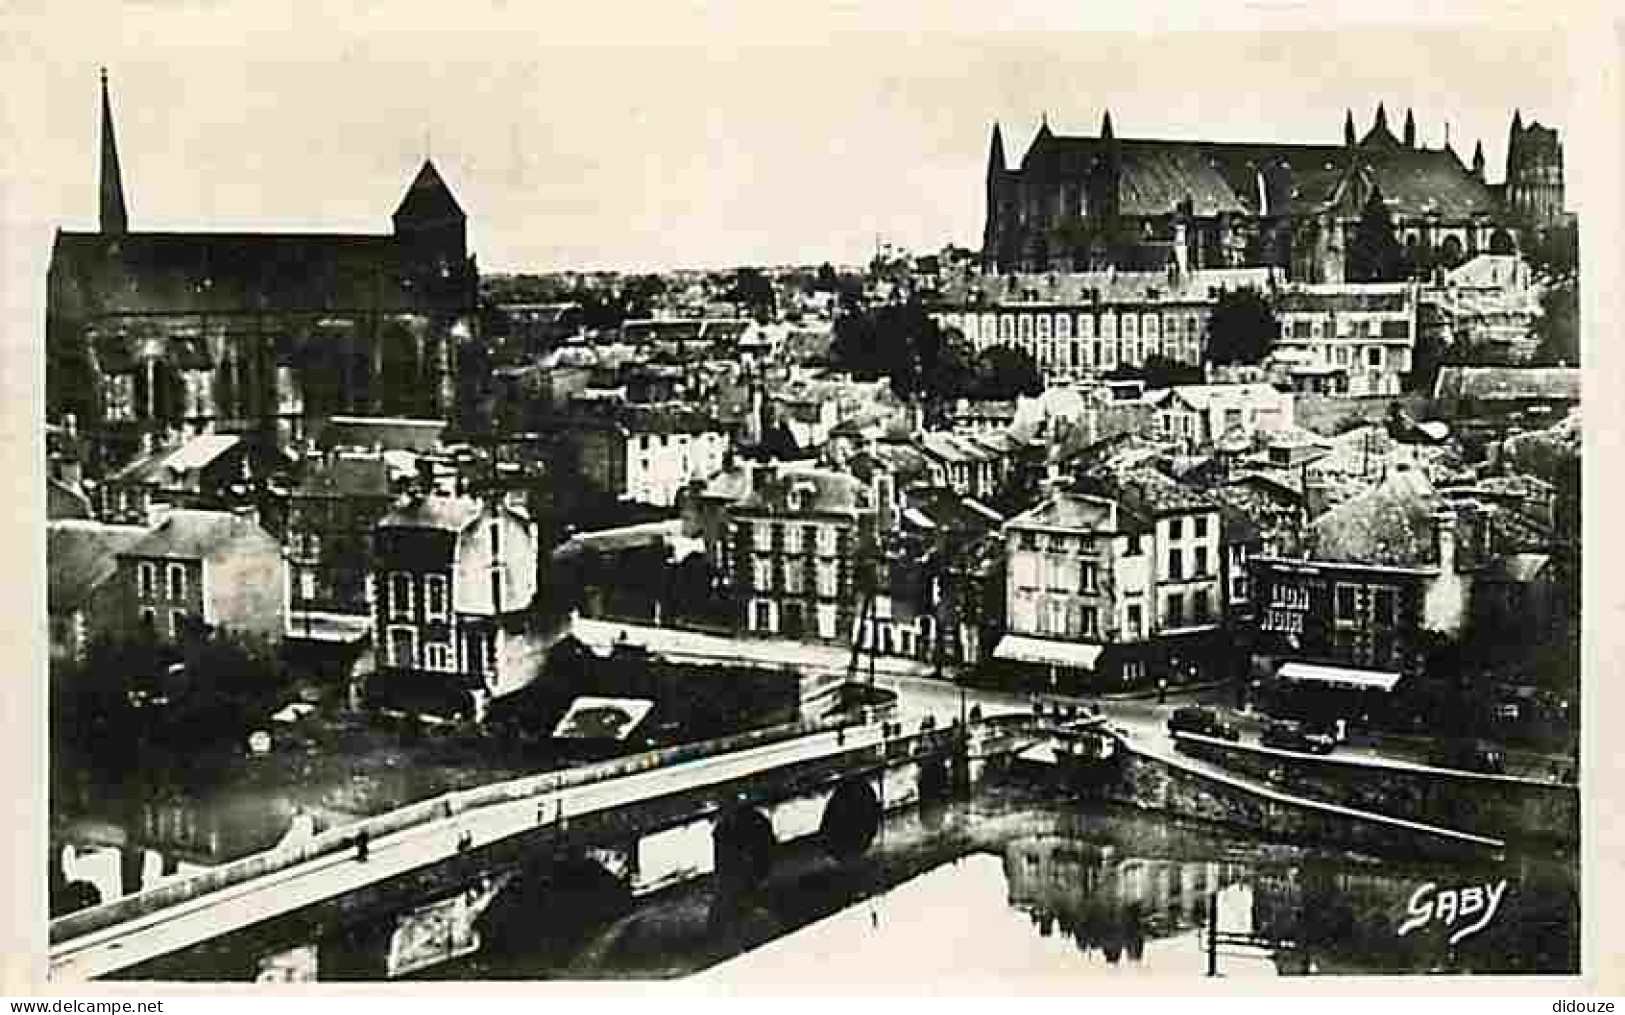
top-left (421, 784), bottom-right (1579, 982)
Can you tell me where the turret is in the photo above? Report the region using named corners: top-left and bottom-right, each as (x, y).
top-left (1472, 140), bottom-right (1485, 181)
top-left (1344, 109), bottom-right (1356, 147)
top-left (1403, 108), bottom-right (1416, 148)
top-left (99, 68), bottom-right (128, 235)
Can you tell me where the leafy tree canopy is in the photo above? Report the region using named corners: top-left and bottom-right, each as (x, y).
top-left (969, 345), bottom-right (1044, 400)
top-left (1206, 288), bottom-right (1279, 365)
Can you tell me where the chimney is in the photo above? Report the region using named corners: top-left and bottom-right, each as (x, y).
top-left (56, 456), bottom-right (84, 490)
top-left (1433, 507), bottom-right (1458, 571)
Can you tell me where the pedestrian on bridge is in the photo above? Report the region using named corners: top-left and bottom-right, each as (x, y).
top-left (355, 829), bottom-right (370, 863)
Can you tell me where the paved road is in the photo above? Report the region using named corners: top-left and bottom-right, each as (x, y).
top-left (52, 722), bottom-right (897, 982)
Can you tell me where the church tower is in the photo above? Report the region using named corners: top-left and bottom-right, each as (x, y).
top-left (99, 68), bottom-right (128, 235)
top-left (1503, 110), bottom-right (1566, 229)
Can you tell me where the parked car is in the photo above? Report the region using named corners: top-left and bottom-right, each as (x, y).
top-left (1427, 738), bottom-right (1507, 775)
top-left (1166, 706), bottom-right (1239, 741)
top-left (1260, 719), bottom-right (1336, 755)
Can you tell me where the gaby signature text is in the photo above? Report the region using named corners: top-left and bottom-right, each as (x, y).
top-left (1397, 879), bottom-right (1509, 946)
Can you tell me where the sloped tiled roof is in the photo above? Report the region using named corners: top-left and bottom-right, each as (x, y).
top-left (319, 415), bottom-right (448, 453)
top-left (121, 509), bottom-right (271, 562)
top-left (1007, 491), bottom-right (1117, 532)
top-left (1306, 467), bottom-right (1443, 567)
top-left (294, 454), bottom-right (394, 499)
top-left (1109, 465), bottom-right (1216, 517)
top-left (379, 495), bottom-right (484, 532)
top-left (1484, 552), bottom-right (1552, 584)
top-left (110, 434), bottom-right (241, 485)
top-left (48, 520), bottom-right (148, 613)
top-left (734, 465), bottom-right (870, 516)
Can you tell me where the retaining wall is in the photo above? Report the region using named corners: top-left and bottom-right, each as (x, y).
top-left (1294, 393), bottom-right (1435, 434)
top-left (1097, 739), bottom-right (1503, 861)
top-left (1173, 735), bottom-right (1577, 845)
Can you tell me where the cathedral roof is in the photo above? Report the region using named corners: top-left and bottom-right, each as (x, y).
top-left (1020, 132), bottom-right (1351, 217)
top-left (1341, 144), bottom-right (1499, 219)
top-left (1015, 121), bottom-right (1496, 221)
top-left (49, 229), bottom-right (428, 315)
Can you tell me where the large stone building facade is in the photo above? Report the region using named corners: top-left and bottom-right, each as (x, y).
top-left (983, 105), bottom-right (1561, 283)
top-left (932, 268), bottom-right (1277, 382)
top-left (47, 72), bottom-right (480, 473)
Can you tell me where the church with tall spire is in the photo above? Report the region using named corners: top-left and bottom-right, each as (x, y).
top-left (981, 103), bottom-right (1564, 282)
top-left (48, 71), bottom-right (480, 472)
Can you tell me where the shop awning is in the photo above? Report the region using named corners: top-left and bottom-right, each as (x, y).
top-left (1277, 661), bottom-right (1401, 692)
top-left (993, 635), bottom-right (1103, 671)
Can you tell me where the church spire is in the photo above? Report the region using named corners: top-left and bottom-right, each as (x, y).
top-left (987, 121), bottom-right (1006, 175)
top-left (1403, 108), bottom-right (1416, 148)
top-left (1373, 102), bottom-right (1388, 136)
top-left (1344, 109), bottom-right (1355, 147)
top-left (99, 68), bottom-right (128, 235)
top-left (1472, 139), bottom-right (1486, 180)
top-left (1101, 109), bottom-right (1115, 142)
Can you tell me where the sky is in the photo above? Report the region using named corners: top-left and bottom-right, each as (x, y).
top-left (0, 3), bottom-right (1580, 278)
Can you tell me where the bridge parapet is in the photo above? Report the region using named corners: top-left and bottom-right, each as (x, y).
top-left (53, 714), bottom-right (837, 945)
top-left (51, 713), bottom-right (1008, 948)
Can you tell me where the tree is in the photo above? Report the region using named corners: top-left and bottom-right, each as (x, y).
top-left (727, 268), bottom-right (777, 321)
top-left (830, 300), bottom-right (964, 404)
top-left (1347, 185), bottom-right (1405, 283)
top-left (970, 346), bottom-right (1043, 400)
top-left (1205, 288), bottom-right (1279, 365)
top-left (1123, 355), bottom-right (1204, 391)
top-left (1531, 281), bottom-right (1579, 367)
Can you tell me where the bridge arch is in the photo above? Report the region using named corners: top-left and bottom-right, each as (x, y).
top-left (818, 778), bottom-right (881, 861)
top-left (476, 854), bottom-right (632, 961)
top-left (713, 807), bottom-right (775, 890)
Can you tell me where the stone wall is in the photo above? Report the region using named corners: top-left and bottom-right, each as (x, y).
top-left (1096, 742), bottom-right (1502, 861)
top-left (1173, 735), bottom-right (1577, 846)
top-left (1295, 393), bottom-right (1434, 435)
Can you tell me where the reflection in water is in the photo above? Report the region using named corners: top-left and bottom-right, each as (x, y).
top-left (694, 802), bottom-right (1576, 982)
top-left (1001, 838), bottom-right (1248, 966)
